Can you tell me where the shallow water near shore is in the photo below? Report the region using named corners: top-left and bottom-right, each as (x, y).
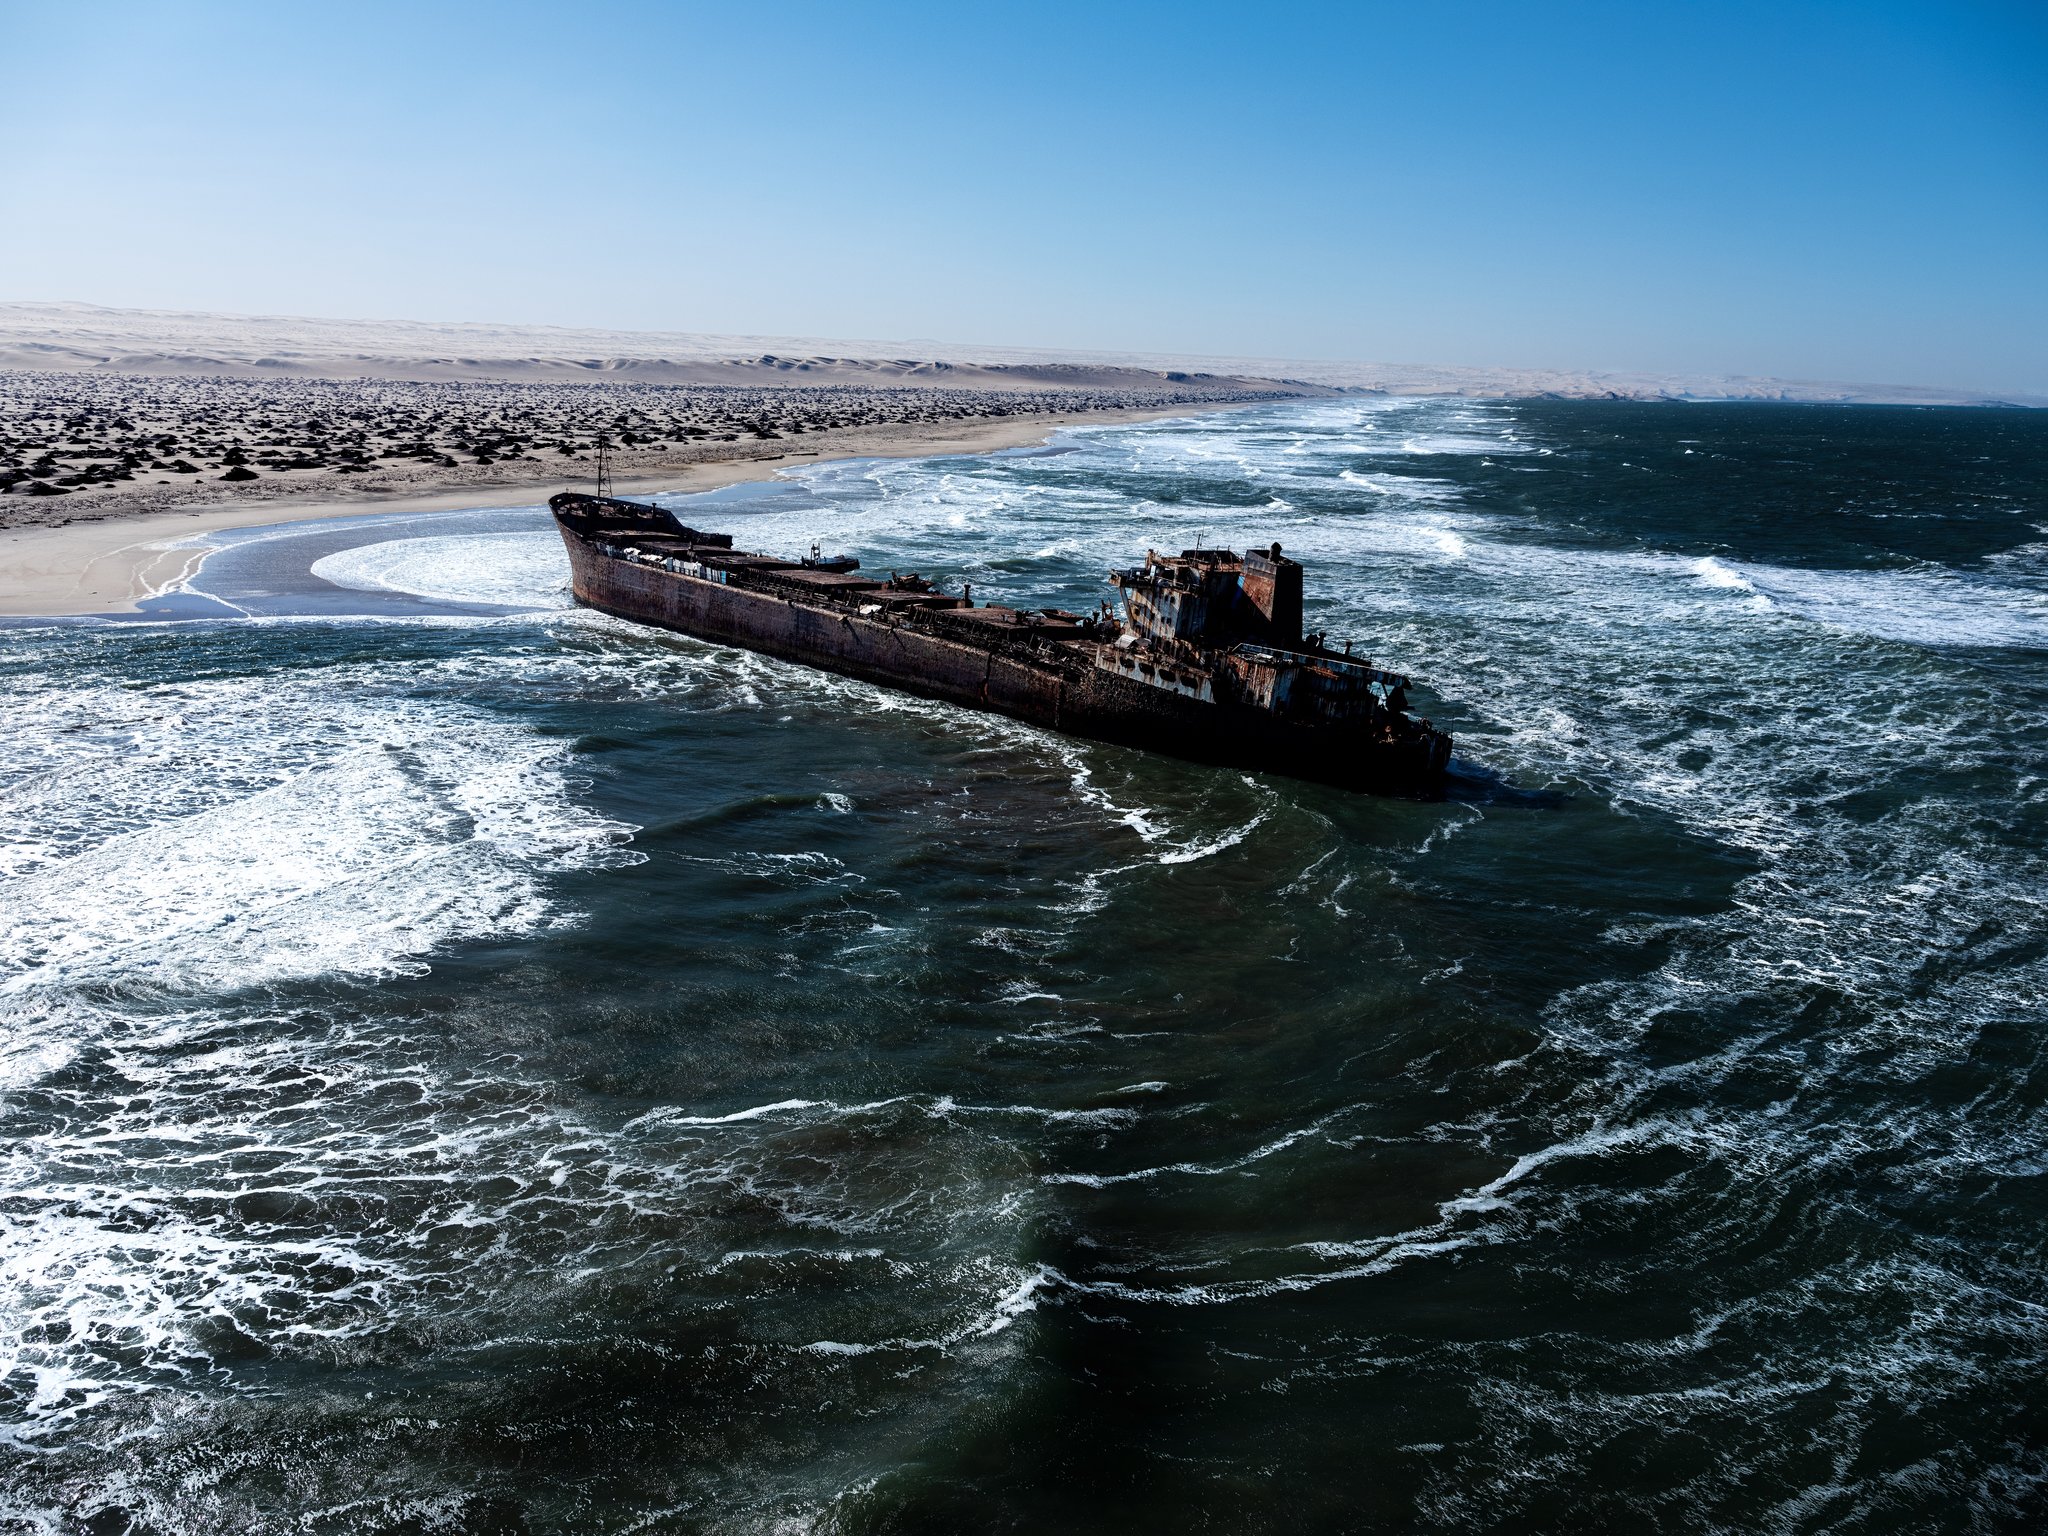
top-left (2, 398), bottom-right (2045, 1532)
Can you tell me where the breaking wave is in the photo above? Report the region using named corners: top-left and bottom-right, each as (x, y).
top-left (311, 531), bottom-right (571, 609)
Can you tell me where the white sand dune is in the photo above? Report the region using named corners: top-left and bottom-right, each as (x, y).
top-left (0, 303), bottom-right (1278, 394)
top-left (4, 302), bottom-right (2035, 406)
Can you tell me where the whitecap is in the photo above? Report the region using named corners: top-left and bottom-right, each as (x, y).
top-left (1701, 559), bottom-right (2048, 648)
top-left (1394, 434), bottom-right (1532, 456)
top-left (797, 1263), bottom-right (1059, 1356)
top-left (644, 1098), bottom-right (824, 1127)
top-left (1158, 811), bottom-right (1270, 866)
top-left (1421, 527), bottom-right (1468, 559)
top-left (1337, 470), bottom-right (1465, 502)
top-left (1690, 555), bottom-right (1757, 593)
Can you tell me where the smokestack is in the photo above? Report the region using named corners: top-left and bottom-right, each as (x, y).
top-left (1240, 543), bottom-right (1302, 645)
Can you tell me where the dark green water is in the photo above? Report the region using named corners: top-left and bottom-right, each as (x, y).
top-left (1, 399), bottom-right (2044, 1532)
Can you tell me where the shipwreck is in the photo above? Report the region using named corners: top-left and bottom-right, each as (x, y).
top-left (550, 491), bottom-right (1452, 794)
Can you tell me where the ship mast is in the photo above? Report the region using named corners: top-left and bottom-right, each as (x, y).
top-left (596, 431), bottom-right (612, 498)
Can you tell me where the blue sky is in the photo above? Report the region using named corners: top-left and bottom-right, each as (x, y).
top-left (2, 1), bottom-right (2043, 390)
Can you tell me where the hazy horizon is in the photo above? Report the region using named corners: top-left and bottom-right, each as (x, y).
top-left (2, 1), bottom-right (2044, 394)
top-left (6, 296), bottom-right (2044, 408)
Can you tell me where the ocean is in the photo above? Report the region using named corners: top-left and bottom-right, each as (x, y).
top-left (2, 397), bottom-right (2044, 1532)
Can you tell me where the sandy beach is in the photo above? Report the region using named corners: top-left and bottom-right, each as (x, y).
top-left (0, 401), bottom-right (1245, 618)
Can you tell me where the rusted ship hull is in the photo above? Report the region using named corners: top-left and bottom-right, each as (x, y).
top-left (553, 494), bottom-right (1453, 795)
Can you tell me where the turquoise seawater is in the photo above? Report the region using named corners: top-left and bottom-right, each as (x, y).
top-left (1, 398), bottom-right (2044, 1532)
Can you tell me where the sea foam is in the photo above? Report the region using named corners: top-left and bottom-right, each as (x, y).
top-left (311, 531), bottom-right (571, 609)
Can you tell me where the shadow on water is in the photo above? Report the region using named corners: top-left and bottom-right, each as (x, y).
top-left (1440, 757), bottom-right (1572, 809)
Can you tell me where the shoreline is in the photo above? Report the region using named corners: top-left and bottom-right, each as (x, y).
top-left (0, 402), bottom-right (1237, 619)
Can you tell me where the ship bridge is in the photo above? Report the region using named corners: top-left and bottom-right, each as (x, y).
top-left (1110, 543), bottom-right (1303, 650)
